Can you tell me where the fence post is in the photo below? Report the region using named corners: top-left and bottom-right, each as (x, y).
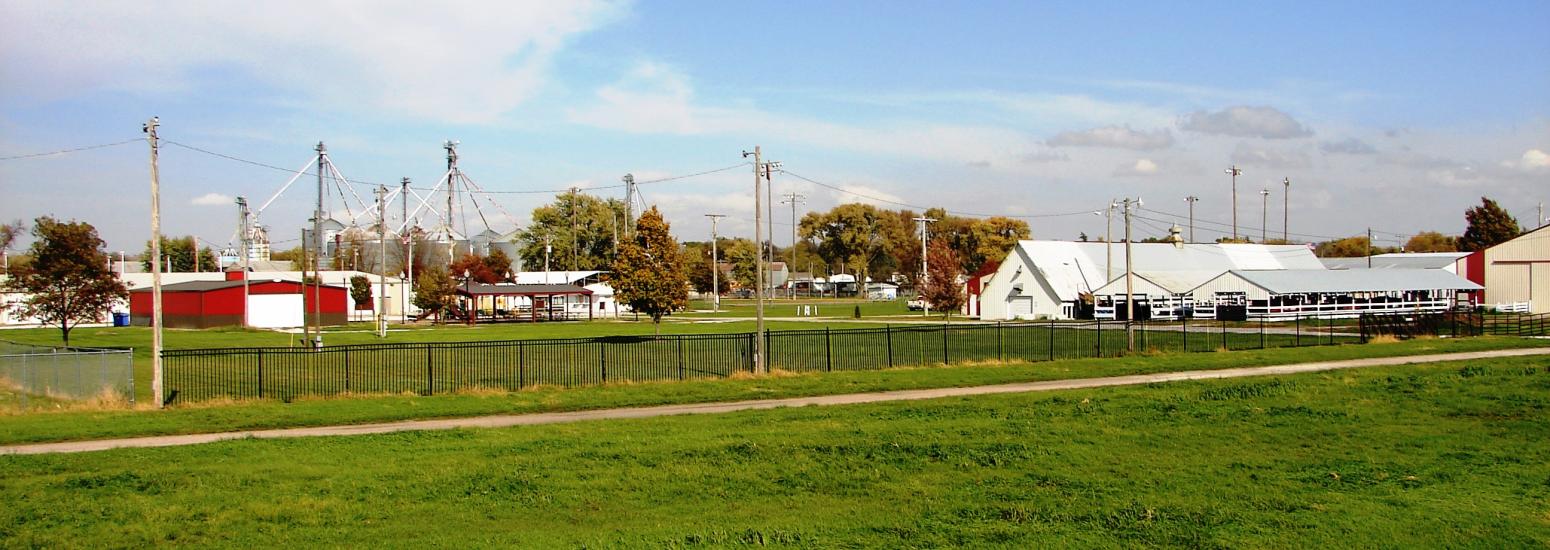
top-left (942, 323), bottom-right (950, 365)
top-left (997, 321), bottom-right (1003, 362)
top-left (825, 327), bottom-right (833, 372)
top-left (518, 342), bottom-right (526, 388)
top-left (1221, 319), bottom-right (1227, 351)
top-left (1095, 318), bottom-right (1102, 357)
top-left (1183, 314), bottom-right (1190, 352)
top-left (343, 346), bottom-right (351, 393)
top-left (886, 324), bottom-right (894, 368)
top-left (425, 344), bottom-right (434, 395)
top-left (600, 342), bottom-right (607, 383)
top-left (1048, 318), bottom-right (1055, 361)
top-left (677, 335), bottom-right (685, 380)
top-left (1295, 315), bottom-right (1301, 346)
top-left (1259, 317), bottom-right (1265, 349)
top-left (256, 349), bottom-right (264, 400)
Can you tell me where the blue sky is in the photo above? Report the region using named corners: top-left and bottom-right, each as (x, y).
top-left (2, 0), bottom-right (1547, 254)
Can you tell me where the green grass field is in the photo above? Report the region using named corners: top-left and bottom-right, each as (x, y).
top-left (3, 355), bottom-right (1546, 547)
top-left (2, 336), bottom-right (1544, 446)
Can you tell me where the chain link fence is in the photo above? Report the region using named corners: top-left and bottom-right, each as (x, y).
top-left (0, 340), bottom-right (135, 409)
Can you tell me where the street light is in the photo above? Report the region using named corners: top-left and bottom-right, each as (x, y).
top-left (1259, 188), bottom-right (1271, 243)
top-left (1282, 177), bottom-right (1291, 242)
top-left (462, 269), bottom-right (473, 326)
top-left (1225, 165), bottom-right (1243, 240)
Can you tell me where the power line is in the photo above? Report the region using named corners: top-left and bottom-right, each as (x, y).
top-left (0, 138), bottom-right (145, 161)
top-left (780, 169), bottom-right (1097, 221)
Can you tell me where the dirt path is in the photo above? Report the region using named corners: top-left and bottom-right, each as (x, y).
top-left (5, 347), bottom-right (1547, 456)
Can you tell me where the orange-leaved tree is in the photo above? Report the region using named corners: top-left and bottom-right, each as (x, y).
top-left (608, 207), bottom-right (687, 335)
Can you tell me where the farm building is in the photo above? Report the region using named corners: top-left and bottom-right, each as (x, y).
top-left (510, 271), bottom-right (619, 317)
top-left (128, 275), bottom-right (348, 329)
top-left (972, 240), bottom-right (1324, 320)
top-left (1187, 269), bottom-right (1481, 320)
top-left (1482, 224), bottom-right (1550, 313)
top-left (119, 269), bottom-right (411, 321)
top-left (454, 283), bottom-right (595, 322)
top-left (1089, 270), bottom-right (1222, 320)
top-left (1321, 252), bottom-right (1471, 273)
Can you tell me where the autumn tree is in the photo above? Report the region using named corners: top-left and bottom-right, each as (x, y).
top-left (412, 266), bottom-right (457, 324)
top-left (483, 248), bottom-right (514, 281)
top-left (516, 191), bottom-right (629, 271)
top-left (450, 254), bottom-right (501, 284)
top-left (3, 217), bottom-right (127, 345)
top-left (920, 239), bottom-right (966, 321)
top-left (349, 275), bottom-right (372, 310)
top-left (1459, 197), bottom-right (1520, 252)
top-left (1404, 231), bottom-right (1458, 253)
top-left (141, 235), bottom-right (218, 272)
top-left (800, 203), bottom-right (893, 293)
top-left (608, 207), bottom-right (687, 335)
top-left (682, 241), bottom-right (731, 295)
top-left (0, 219), bottom-right (24, 275)
top-left (1314, 236), bottom-right (1398, 257)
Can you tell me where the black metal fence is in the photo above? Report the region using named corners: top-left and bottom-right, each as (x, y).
top-left (163, 317), bottom-right (1361, 404)
top-left (1360, 311), bottom-right (1550, 340)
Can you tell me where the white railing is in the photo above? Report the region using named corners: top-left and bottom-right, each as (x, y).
top-left (1248, 299), bottom-right (1452, 320)
top-left (1492, 301), bottom-right (1532, 313)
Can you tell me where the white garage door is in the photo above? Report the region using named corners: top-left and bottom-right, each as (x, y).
top-left (248, 294), bottom-right (304, 328)
top-left (1008, 296), bottom-right (1034, 320)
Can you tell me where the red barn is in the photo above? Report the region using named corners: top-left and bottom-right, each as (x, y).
top-left (129, 276), bottom-right (347, 329)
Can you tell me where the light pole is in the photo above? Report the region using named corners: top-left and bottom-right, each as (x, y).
top-left (1259, 188), bottom-right (1270, 242)
top-left (705, 214), bottom-right (725, 312)
top-left (912, 216), bottom-right (938, 317)
top-left (462, 269), bottom-right (473, 326)
top-left (1225, 165), bottom-right (1243, 240)
top-left (742, 147), bottom-right (766, 375)
top-left (1282, 177), bottom-right (1290, 242)
top-left (1184, 196), bottom-right (1199, 243)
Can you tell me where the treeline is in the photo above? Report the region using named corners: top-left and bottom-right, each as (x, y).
top-left (1312, 197), bottom-right (1525, 257)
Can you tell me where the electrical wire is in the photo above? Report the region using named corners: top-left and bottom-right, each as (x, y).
top-left (779, 169), bottom-right (1097, 221)
top-left (0, 138), bottom-right (145, 161)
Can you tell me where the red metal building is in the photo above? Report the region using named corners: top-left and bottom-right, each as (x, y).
top-left (129, 277), bottom-right (347, 329)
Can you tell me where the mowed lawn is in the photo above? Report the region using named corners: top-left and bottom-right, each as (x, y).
top-left (4, 356), bottom-right (1548, 547)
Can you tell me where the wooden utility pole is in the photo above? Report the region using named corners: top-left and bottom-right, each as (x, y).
top-left (622, 173), bottom-right (635, 238)
top-left (1259, 188), bottom-right (1270, 242)
top-left (742, 146), bottom-right (766, 374)
top-left (569, 186), bottom-right (579, 272)
top-left (705, 214), bottom-right (725, 312)
top-left (145, 117), bottom-right (164, 408)
top-left (1123, 198), bottom-right (1137, 352)
top-left (401, 177), bottom-right (411, 324)
top-left (237, 196), bottom-right (251, 328)
top-left (1367, 227), bottom-right (1373, 269)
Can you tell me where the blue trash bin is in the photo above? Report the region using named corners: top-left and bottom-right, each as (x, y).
top-left (113, 312), bottom-right (130, 327)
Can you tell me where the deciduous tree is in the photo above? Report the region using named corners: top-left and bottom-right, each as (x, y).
top-left (3, 217), bottom-right (127, 345)
top-left (608, 207), bottom-right (687, 335)
top-left (1404, 231), bottom-right (1458, 253)
top-left (140, 235), bottom-right (217, 272)
top-left (0, 219), bottom-right (25, 275)
top-left (1459, 197), bottom-right (1520, 252)
top-left (921, 239), bottom-right (966, 321)
top-left (516, 191), bottom-right (628, 271)
top-left (412, 266), bottom-right (457, 324)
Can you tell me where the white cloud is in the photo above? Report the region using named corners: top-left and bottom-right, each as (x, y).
top-left (1180, 106), bottom-right (1313, 139)
top-left (0, 1), bottom-right (623, 123)
top-left (567, 62), bottom-right (1045, 167)
top-left (1113, 159), bottom-right (1160, 177)
top-left (1231, 142), bottom-right (1312, 169)
top-left (1048, 125), bottom-right (1174, 150)
top-left (1320, 137), bottom-right (1377, 155)
top-left (190, 192), bottom-right (235, 206)
top-left (1505, 149), bottom-right (1550, 171)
